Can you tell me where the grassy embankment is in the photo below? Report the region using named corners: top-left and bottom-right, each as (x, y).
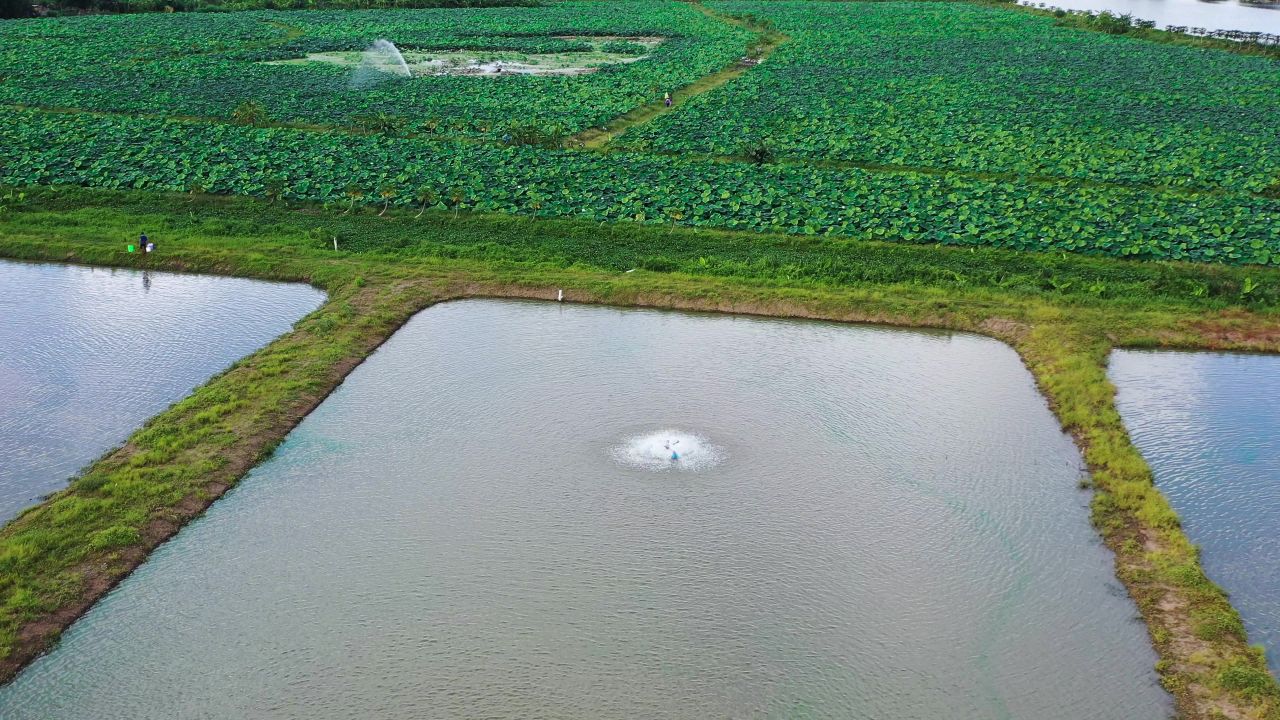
top-left (0, 186), bottom-right (1278, 718)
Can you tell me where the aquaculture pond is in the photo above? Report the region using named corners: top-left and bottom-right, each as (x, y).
top-left (1111, 350), bottom-right (1280, 673)
top-left (1022, 0), bottom-right (1280, 35)
top-left (0, 260), bottom-right (324, 524)
top-left (0, 300), bottom-right (1171, 719)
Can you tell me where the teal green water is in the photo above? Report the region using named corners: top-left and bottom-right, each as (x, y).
top-left (1111, 350), bottom-right (1280, 674)
top-left (0, 300), bottom-right (1171, 718)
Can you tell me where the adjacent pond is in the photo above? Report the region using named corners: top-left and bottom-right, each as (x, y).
top-left (1022, 0), bottom-right (1280, 35)
top-left (0, 300), bottom-right (1171, 719)
top-left (0, 260), bottom-right (324, 523)
top-left (1111, 349), bottom-right (1280, 673)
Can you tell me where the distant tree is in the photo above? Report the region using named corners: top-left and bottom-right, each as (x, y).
top-left (0, 0), bottom-right (33, 18)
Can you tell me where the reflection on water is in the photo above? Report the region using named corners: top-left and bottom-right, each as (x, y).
top-left (1022, 0), bottom-right (1280, 34)
top-left (0, 260), bottom-right (325, 523)
top-left (0, 301), bottom-right (1171, 719)
top-left (1112, 350), bottom-right (1280, 673)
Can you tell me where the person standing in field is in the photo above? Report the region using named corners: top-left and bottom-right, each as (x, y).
top-left (664, 92), bottom-right (672, 108)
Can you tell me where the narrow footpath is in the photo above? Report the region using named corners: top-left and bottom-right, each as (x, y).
top-left (568, 3), bottom-right (790, 150)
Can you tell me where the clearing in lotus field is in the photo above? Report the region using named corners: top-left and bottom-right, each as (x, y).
top-left (266, 37), bottom-right (666, 77)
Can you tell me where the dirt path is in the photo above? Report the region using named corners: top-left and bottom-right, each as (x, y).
top-left (567, 3), bottom-right (789, 150)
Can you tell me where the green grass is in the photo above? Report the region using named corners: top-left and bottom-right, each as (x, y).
top-left (0, 186), bottom-right (1278, 718)
top-left (8, 186), bottom-right (1279, 308)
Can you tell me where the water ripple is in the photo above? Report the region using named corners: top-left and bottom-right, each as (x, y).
top-left (0, 300), bottom-right (1169, 719)
top-left (1112, 349), bottom-right (1280, 673)
top-left (0, 260), bottom-right (324, 522)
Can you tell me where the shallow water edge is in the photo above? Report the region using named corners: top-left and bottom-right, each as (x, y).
top-left (0, 258), bottom-right (325, 523)
top-left (1111, 349), bottom-right (1280, 674)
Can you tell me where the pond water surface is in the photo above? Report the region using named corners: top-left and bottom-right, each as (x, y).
top-left (0, 300), bottom-right (1171, 719)
top-left (0, 260), bottom-right (324, 523)
top-left (1022, 0), bottom-right (1280, 35)
top-left (1111, 349), bottom-right (1280, 673)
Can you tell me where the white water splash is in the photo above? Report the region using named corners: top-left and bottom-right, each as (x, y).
top-left (350, 39), bottom-right (412, 88)
top-left (612, 430), bottom-right (724, 472)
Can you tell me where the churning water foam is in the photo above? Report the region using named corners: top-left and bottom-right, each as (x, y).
top-left (612, 429), bottom-right (724, 471)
